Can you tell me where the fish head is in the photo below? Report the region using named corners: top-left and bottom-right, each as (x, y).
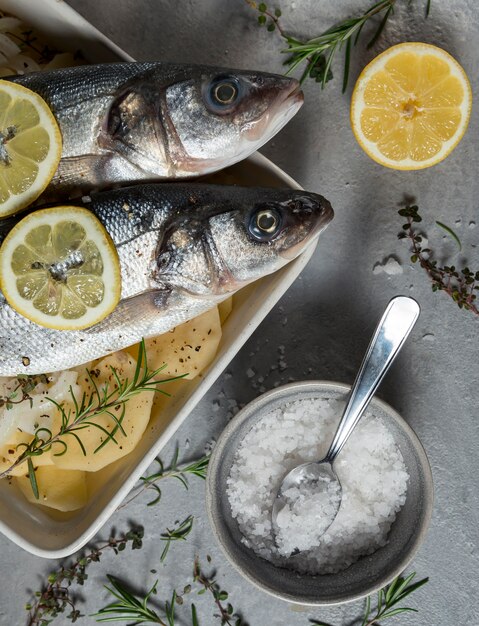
top-left (153, 187), bottom-right (333, 297)
top-left (164, 68), bottom-right (303, 175)
top-left (104, 67), bottom-right (303, 178)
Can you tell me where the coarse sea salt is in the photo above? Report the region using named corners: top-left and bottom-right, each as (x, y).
top-left (226, 396), bottom-right (409, 575)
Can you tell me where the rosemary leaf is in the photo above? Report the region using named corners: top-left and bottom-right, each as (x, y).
top-left (342, 37), bottom-right (352, 93)
top-left (436, 220), bottom-right (462, 250)
top-left (27, 457), bottom-right (38, 500)
top-left (94, 575), bottom-right (165, 624)
top-left (191, 603), bottom-right (200, 626)
top-left (366, 3), bottom-right (394, 48)
top-left (160, 515), bottom-right (194, 563)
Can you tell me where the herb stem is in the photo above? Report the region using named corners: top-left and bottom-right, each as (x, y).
top-left (193, 558), bottom-right (247, 626)
top-left (245, 0), bottom-right (287, 37)
top-left (399, 205), bottom-right (479, 315)
top-left (246, 0), bottom-right (431, 90)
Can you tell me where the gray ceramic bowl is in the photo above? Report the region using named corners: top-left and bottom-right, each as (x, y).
top-left (206, 381), bottom-right (433, 606)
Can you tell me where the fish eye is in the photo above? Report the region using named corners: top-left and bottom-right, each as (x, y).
top-left (213, 82), bottom-right (237, 104)
top-left (249, 208), bottom-right (282, 241)
top-left (206, 76), bottom-right (241, 112)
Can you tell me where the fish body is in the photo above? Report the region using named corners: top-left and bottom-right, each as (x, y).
top-left (0, 184), bottom-right (333, 375)
top-left (9, 63), bottom-right (303, 197)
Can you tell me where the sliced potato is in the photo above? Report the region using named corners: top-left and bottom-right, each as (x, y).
top-left (0, 431), bottom-right (34, 477)
top-left (15, 466), bottom-right (87, 511)
top-left (144, 306), bottom-right (222, 380)
top-left (218, 296), bottom-right (233, 324)
top-left (51, 351), bottom-right (154, 472)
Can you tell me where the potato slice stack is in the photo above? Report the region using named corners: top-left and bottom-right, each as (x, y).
top-left (1, 303), bottom-right (229, 511)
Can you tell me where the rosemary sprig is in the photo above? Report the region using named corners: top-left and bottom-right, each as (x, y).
top-left (193, 557), bottom-right (248, 626)
top-left (160, 515), bottom-right (194, 562)
top-left (94, 556), bottom-right (246, 626)
top-left (310, 572), bottom-right (428, 626)
top-left (0, 340), bottom-right (184, 497)
top-left (246, 0), bottom-right (431, 91)
top-left (94, 576), bottom-right (176, 625)
top-left (26, 528), bottom-right (144, 626)
top-left (398, 205), bottom-right (479, 315)
top-left (120, 447), bottom-right (209, 509)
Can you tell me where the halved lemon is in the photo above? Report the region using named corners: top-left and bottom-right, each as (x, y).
top-left (351, 42), bottom-right (472, 170)
top-left (0, 80), bottom-right (62, 217)
top-left (0, 206), bottom-right (121, 330)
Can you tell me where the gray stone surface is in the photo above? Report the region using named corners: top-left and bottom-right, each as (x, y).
top-left (1, 1), bottom-right (478, 625)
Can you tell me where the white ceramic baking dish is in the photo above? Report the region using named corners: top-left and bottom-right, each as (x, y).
top-left (0, 0), bottom-right (319, 558)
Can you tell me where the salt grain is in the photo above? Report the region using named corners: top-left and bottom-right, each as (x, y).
top-left (226, 396), bottom-right (409, 575)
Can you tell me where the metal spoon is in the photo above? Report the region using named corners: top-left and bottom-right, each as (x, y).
top-left (271, 296), bottom-right (420, 554)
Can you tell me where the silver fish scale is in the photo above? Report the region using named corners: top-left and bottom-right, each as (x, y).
top-left (10, 63), bottom-right (212, 111)
top-left (0, 184), bottom-right (333, 376)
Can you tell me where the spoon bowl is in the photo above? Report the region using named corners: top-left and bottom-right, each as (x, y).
top-left (272, 462), bottom-right (341, 555)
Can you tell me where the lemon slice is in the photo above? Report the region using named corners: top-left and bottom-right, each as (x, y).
top-left (351, 42), bottom-right (472, 170)
top-left (0, 80), bottom-right (62, 217)
top-left (0, 206), bottom-right (121, 330)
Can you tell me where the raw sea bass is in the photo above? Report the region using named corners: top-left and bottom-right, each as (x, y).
top-left (9, 63), bottom-right (303, 197)
top-left (0, 184), bottom-right (333, 375)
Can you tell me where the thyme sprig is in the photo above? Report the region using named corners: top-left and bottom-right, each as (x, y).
top-left (310, 571), bottom-right (428, 626)
top-left (120, 446), bottom-right (209, 509)
top-left (0, 374), bottom-right (47, 410)
top-left (94, 576), bottom-right (176, 625)
top-left (398, 205), bottom-right (479, 315)
top-left (246, 0), bottom-right (431, 91)
top-left (26, 528), bottom-right (144, 626)
top-left (193, 557), bottom-right (248, 626)
top-left (160, 515), bottom-right (194, 562)
top-left (0, 340), bottom-right (184, 497)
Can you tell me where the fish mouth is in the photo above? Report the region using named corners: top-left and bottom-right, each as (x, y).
top-left (242, 78), bottom-right (304, 146)
top-left (280, 194), bottom-right (334, 261)
top-left (281, 78), bottom-right (304, 107)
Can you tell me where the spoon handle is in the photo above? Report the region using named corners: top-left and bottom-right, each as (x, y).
top-left (324, 296), bottom-right (420, 464)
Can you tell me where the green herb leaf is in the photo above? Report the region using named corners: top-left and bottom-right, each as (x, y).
top-left (27, 457), bottom-right (39, 500)
top-left (436, 220), bottom-right (462, 250)
top-left (160, 515), bottom-right (194, 563)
